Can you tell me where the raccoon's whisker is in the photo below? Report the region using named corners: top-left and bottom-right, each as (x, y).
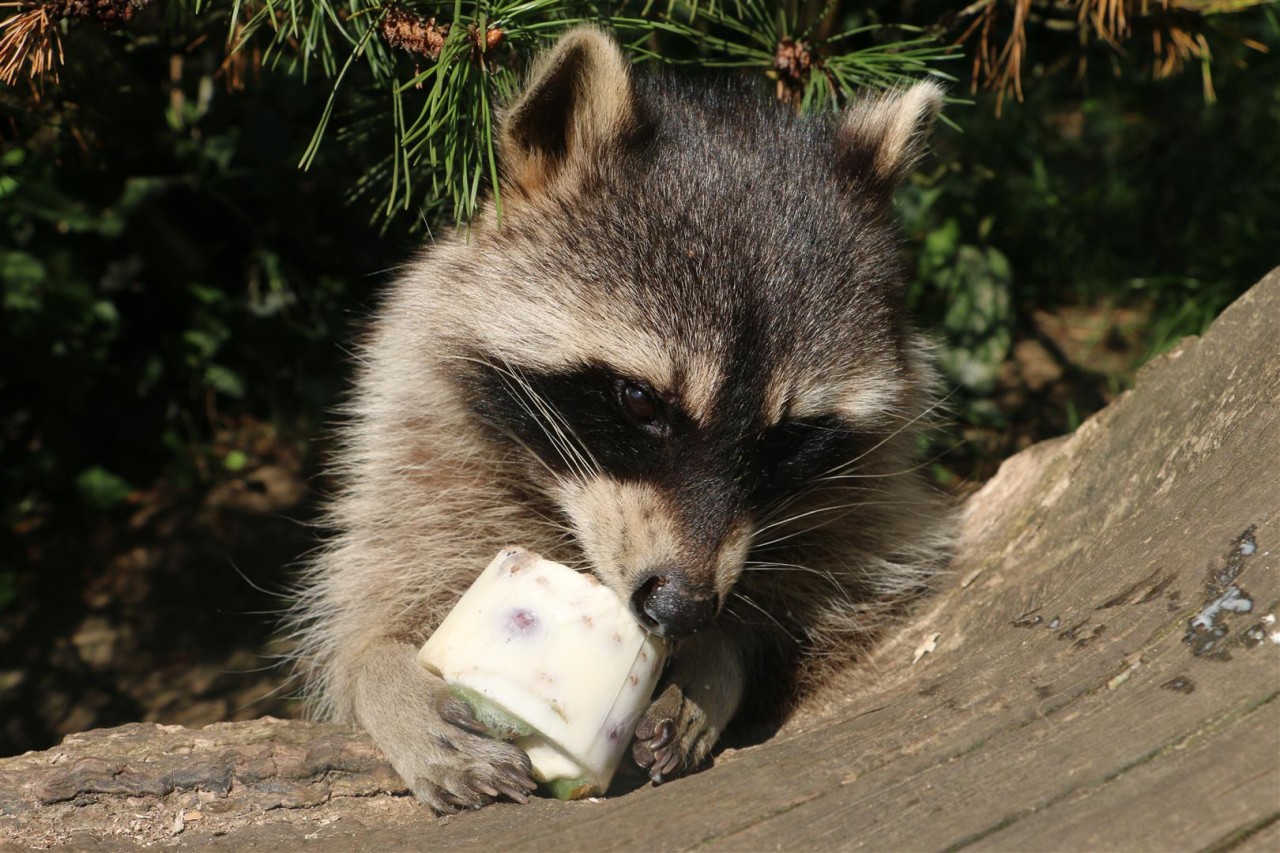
top-left (756, 468), bottom-right (897, 527)
top-left (754, 480), bottom-right (892, 528)
top-left (743, 559), bottom-right (847, 580)
top-left (496, 367), bottom-right (593, 483)
top-left (755, 446), bottom-right (945, 527)
top-left (498, 372), bottom-right (589, 482)
top-left (753, 495), bottom-right (891, 537)
top-left (742, 561), bottom-right (857, 607)
top-left (439, 353), bottom-right (594, 483)
top-left (867, 384), bottom-right (959, 427)
top-left (814, 441), bottom-right (963, 484)
top-left (752, 499), bottom-right (939, 550)
top-left (480, 478), bottom-right (582, 555)
top-left (725, 590), bottom-right (801, 644)
top-left (508, 497), bottom-right (576, 536)
top-left (498, 358), bottom-right (599, 479)
top-left (487, 421), bottom-right (566, 482)
top-left (817, 394), bottom-right (953, 480)
top-left (755, 499), bottom-right (951, 552)
top-left (806, 483), bottom-right (900, 494)
top-left (497, 358), bottom-right (593, 471)
top-left (487, 356), bottom-right (599, 482)
top-left (522, 509), bottom-right (580, 543)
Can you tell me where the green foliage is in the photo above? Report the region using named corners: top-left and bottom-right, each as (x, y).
top-left (75, 467), bottom-right (135, 511)
top-left (899, 6), bottom-right (1280, 437)
top-left (259, 0), bottom-right (579, 225)
top-left (912, 216), bottom-right (1014, 413)
top-left (611, 2), bottom-right (953, 109)
top-left (232, 0), bottom-right (955, 225)
top-left (0, 17), bottom-right (405, 547)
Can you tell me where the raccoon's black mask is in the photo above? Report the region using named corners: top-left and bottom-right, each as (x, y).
top-left (442, 29), bottom-right (943, 638)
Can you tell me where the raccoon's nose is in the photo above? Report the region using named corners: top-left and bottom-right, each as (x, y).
top-left (629, 570), bottom-right (718, 638)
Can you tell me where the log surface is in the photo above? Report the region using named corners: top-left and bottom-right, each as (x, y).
top-left (3, 268), bottom-right (1279, 850)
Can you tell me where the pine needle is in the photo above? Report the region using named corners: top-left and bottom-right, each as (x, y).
top-left (0, 3), bottom-right (65, 86)
top-left (952, 0), bottom-right (1272, 110)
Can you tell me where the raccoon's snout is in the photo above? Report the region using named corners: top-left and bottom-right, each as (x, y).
top-left (629, 569), bottom-right (719, 638)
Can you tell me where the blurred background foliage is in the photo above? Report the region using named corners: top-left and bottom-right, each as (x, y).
top-left (1, 0), bottom-right (1278, 754)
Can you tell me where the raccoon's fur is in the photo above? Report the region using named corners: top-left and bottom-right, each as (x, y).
top-left (288, 28), bottom-right (954, 812)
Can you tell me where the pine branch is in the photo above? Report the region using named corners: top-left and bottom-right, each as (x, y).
top-left (611, 3), bottom-right (955, 113)
top-left (948, 0), bottom-right (1273, 111)
top-left (1, 0), bottom-right (152, 86)
top-left (1, 2), bottom-right (62, 85)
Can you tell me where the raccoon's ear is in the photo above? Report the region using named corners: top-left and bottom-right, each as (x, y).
top-left (836, 81), bottom-right (944, 195)
top-left (499, 27), bottom-right (636, 194)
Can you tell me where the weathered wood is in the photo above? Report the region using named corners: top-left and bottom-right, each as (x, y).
top-left (0, 718), bottom-right (411, 847)
top-left (2, 268), bottom-right (1278, 850)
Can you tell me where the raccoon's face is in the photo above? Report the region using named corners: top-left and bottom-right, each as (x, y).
top-left (448, 30), bottom-right (942, 638)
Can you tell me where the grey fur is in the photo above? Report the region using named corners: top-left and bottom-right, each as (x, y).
top-left (286, 28), bottom-right (954, 809)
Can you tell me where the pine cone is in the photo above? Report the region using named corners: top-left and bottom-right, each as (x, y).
top-left (46, 0), bottom-right (143, 29)
top-left (379, 5), bottom-right (448, 60)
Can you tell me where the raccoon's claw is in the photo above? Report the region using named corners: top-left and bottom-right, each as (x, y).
top-left (632, 683), bottom-right (715, 784)
top-left (647, 718), bottom-right (676, 750)
top-left (438, 693), bottom-right (489, 735)
top-left (406, 738), bottom-right (536, 813)
top-left (633, 737), bottom-right (683, 781)
top-left (460, 759), bottom-right (535, 806)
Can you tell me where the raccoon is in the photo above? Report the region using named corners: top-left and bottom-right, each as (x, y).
top-left (288, 28), bottom-right (954, 812)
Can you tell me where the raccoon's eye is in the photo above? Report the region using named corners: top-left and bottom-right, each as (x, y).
top-left (618, 380), bottom-right (661, 426)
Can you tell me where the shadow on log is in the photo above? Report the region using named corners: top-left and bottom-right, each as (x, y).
top-left (2, 268), bottom-right (1278, 850)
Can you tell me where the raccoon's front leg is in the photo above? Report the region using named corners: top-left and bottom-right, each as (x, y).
top-left (632, 628), bottom-right (744, 783)
top-left (354, 639), bottom-right (537, 812)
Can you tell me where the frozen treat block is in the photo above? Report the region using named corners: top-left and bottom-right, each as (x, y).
top-left (418, 548), bottom-right (668, 799)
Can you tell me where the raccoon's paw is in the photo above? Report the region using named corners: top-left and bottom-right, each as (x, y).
top-left (631, 683), bottom-right (718, 784)
top-left (405, 737), bottom-right (536, 814)
top-left (389, 698), bottom-right (537, 814)
top-left (355, 645), bottom-right (537, 813)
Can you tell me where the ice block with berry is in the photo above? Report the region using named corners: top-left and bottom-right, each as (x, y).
top-left (418, 548), bottom-right (668, 799)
